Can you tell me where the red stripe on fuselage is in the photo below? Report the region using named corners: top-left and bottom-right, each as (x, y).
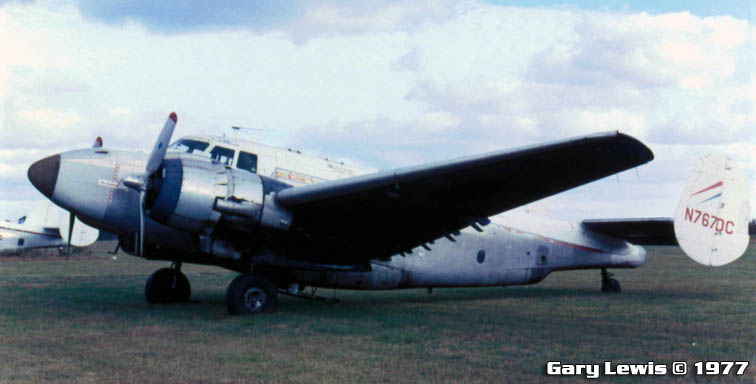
top-left (497, 225), bottom-right (606, 253)
top-left (0, 225), bottom-right (59, 238)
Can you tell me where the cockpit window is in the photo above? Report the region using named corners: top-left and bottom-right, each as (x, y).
top-left (237, 151), bottom-right (258, 173)
top-left (210, 146), bottom-right (235, 166)
top-left (169, 139), bottom-right (209, 154)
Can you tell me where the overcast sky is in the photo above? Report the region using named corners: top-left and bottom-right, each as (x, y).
top-left (1, 0), bottom-right (754, 222)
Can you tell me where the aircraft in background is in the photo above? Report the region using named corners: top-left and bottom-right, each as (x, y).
top-left (0, 200), bottom-right (99, 256)
top-left (26, 113), bottom-right (750, 314)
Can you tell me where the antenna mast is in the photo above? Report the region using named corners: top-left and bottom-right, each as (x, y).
top-left (229, 125), bottom-right (267, 144)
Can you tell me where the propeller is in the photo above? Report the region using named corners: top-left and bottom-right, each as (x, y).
top-left (123, 112), bottom-right (178, 256)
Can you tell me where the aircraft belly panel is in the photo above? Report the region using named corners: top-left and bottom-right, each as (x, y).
top-left (276, 264), bottom-right (404, 290)
top-left (334, 264), bottom-right (403, 289)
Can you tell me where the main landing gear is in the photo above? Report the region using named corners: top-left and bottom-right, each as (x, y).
top-left (601, 268), bottom-right (621, 293)
top-left (145, 262), bottom-right (191, 303)
top-left (142, 264), bottom-right (279, 314)
top-left (226, 273), bottom-right (279, 315)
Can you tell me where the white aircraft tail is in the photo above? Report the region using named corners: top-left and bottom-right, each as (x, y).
top-left (58, 213), bottom-right (99, 247)
top-left (24, 200), bottom-right (61, 228)
top-left (674, 154), bottom-right (750, 266)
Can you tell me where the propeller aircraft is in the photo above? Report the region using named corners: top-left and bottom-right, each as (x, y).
top-left (26, 113), bottom-right (750, 314)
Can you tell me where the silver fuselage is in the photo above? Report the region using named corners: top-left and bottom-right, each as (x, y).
top-left (36, 138), bottom-right (647, 288)
top-left (281, 212), bottom-right (646, 289)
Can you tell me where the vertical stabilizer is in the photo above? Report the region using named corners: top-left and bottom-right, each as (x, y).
top-left (58, 213), bottom-right (99, 247)
top-left (24, 200), bottom-right (60, 228)
top-left (674, 154), bottom-right (750, 266)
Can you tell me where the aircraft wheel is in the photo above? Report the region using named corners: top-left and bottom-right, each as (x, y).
top-left (145, 268), bottom-right (191, 304)
top-left (226, 273), bottom-right (278, 315)
top-left (601, 278), bottom-right (622, 293)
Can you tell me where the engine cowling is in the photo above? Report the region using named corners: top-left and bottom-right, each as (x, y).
top-left (147, 158), bottom-right (291, 238)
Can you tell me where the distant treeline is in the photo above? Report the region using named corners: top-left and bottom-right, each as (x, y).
top-left (750, 219), bottom-right (755, 236)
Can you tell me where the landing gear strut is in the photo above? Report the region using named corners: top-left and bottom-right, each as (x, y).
top-left (145, 262), bottom-right (191, 303)
top-left (601, 268), bottom-right (621, 293)
top-left (226, 273), bottom-right (278, 315)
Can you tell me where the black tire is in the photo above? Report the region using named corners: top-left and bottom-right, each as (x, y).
top-left (601, 278), bottom-right (622, 293)
top-left (226, 273), bottom-right (278, 315)
top-left (145, 268), bottom-right (191, 304)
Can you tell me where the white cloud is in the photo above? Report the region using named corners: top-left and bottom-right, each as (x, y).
top-left (528, 11), bottom-right (751, 89)
top-left (108, 106), bottom-right (132, 117)
top-left (291, 0), bottom-right (455, 42)
top-left (0, 1), bottom-right (754, 222)
top-left (17, 108), bottom-right (81, 129)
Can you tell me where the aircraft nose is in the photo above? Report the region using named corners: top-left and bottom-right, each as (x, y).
top-left (28, 154), bottom-right (60, 198)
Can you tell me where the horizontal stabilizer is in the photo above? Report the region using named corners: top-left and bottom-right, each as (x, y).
top-left (673, 154), bottom-right (750, 266)
top-left (582, 218), bottom-right (676, 245)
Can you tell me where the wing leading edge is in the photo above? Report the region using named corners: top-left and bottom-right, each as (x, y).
top-left (276, 131), bottom-right (654, 264)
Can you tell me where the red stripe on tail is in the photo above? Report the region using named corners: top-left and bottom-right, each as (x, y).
top-left (690, 181), bottom-right (722, 196)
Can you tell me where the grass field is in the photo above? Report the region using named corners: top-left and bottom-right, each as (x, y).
top-left (1, 244), bottom-right (754, 383)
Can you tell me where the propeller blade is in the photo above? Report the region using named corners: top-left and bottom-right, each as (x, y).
top-left (145, 112), bottom-right (177, 176)
top-left (139, 189), bottom-right (146, 256)
top-left (66, 211), bottom-right (74, 260)
top-left (122, 112), bottom-right (177, 257)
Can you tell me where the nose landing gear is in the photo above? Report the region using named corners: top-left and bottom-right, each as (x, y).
top-left (145, 262), bottom-right (191, 303)
top-left (601, 268), bottom-right (621, 293)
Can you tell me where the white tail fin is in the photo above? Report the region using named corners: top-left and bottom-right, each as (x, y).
top-left (24, 200), bottom-right (61, 228)
top-left (674, 154), bottom-right (750, 266)
top-left (58, 210), bottom-right (99, 247)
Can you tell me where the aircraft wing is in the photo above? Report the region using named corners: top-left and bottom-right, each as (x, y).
top-left (275, 131), bottom-right (654, 263)
top-left (582, 218), bottom-right (677, 245)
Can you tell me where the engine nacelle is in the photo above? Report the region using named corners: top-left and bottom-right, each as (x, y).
top-left (147, 158), bottom-right (291, 237)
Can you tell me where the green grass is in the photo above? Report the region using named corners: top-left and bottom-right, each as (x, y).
top-left (1, 245), bottom-right (754, 383)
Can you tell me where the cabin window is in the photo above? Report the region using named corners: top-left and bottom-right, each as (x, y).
top-left (536, 245), bottom-right (549, 265)
top-left (477, 250), bottom-right (486, 264)
top-left (17, 238), bottom-right (24, 246)
top-left (210, 146), bottom-right (235, 166)
top-left (169, 139), bottom-right (210, 154)
top-left (237, 151), bottom-right (258, 173)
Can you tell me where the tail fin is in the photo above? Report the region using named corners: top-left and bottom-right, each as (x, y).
top-left (58, 212), bottom-right (99, 247)
top-left (24, 200), bottom-right (61, 228)
top-left (674, 154), bottom-right (750, 266)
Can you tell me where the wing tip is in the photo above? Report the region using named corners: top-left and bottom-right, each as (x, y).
top-left (615, 131), bottom-right (654, 163)
top-left (169, 112), bottom-right (177, 123)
